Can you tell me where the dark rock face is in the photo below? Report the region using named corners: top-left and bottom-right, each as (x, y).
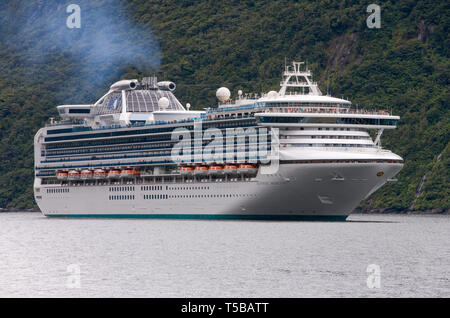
top-left (417, 20), bottom-right (435, 43)
top-left (324, 33), bottom-right (360, 78)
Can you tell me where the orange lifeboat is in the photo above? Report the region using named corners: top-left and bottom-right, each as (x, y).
top-left (56, 171), bottom-right (68, 180)
top-left (67, 170), bottom-right (80, 180)
top-left (179, 166), bottom-right (194, 176)
top-left (93, 169), bottom-right (107, 179)
top-left (208, 165), bottom-right (223, 175)
top-left (80, 169), bottom-right (93, 180)
top-left (108, 169), bottom-right (121, 179)
top-left (238, 163), bottom-right (258, 174)
top-left (120, 169), bottom-right (136, 178)
top-left (223, 164), bottom-right (238, 175)
top-left (194, 165), bottom-right (209, 176)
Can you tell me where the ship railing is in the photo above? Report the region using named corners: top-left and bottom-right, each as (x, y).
top-left (265, 107), bottom-right (391, 116)
top-left (286, 146), bottom-right (394, 153)
top-left (210, 104), bottom-right (265, 114)
top-left (74, 114), bottom-right (255, 133)
top-left (46, 120), bottom-right (82, 127)
top-left (37, 152), bottom-right (270, 171)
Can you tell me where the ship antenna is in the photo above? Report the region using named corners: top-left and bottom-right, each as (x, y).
top-left (326, 76), bottom-right (329, 96)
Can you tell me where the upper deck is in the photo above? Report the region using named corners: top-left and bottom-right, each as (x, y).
top-left (35, 61), bottom-right (401, 177)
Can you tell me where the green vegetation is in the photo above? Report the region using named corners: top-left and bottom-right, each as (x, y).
top-left (0, 0), bottom-right (448, 211)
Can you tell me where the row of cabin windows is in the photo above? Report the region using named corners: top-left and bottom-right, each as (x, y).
top-left (42, 147), bottom-right (270, 164)
top-left (282, 135), bottom-right (371, 140)
top-left (167, 186), bottom-right (210, 191)
top-left (141, 185), bottom-right (162, 191)
top-left (46, 135), bottom-right (173, 150)
top-left (311, 135), bottom-right (370, 140)
top-left (287, 144), bottom-right (374, 148)
top-left (109, 195), bottom-right (135, 200)
top-left (45, 142), bottom-right (175, 157)
top-left (259, 116), bottom-right (397, 126)
top-left (110, 186), bottom-right (135, 192)
top-left (107, 193), bottom-right (257, 200)
top-left (144, 194), bottom-right (168, 200)
top-left (47, 188), bottom-right (69, 193)
top-left (283, 127), bottom-right (357, 131)
top-left (169, 193), bottom-right (257, 199)
top-left (42, 151), bottom-right (172, 163)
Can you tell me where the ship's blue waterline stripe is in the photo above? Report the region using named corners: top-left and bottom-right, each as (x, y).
top-left (45, 214), bottom-right (348, 221)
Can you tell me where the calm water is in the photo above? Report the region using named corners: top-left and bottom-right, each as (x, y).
top-left (0, 212), bottom-right (449, 297)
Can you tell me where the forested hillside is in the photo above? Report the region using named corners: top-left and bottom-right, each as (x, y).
top-left (0, 0), bottom-right (448, 211)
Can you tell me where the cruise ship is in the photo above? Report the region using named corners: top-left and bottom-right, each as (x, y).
top-left (34, 61), bottom-right (403, 220)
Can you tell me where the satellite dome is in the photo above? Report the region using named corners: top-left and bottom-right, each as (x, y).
top-left (216, 87), bottom-right (231, 102)
top-left (267, 91), bottom-right (279, 99)
top-left (158, 97), bottom-right (170, 110)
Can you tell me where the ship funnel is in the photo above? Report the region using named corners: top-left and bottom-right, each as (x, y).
top-left (110, 79), bottom-right (138, 91)
top-left (157, 81), bottom-right (176, 91)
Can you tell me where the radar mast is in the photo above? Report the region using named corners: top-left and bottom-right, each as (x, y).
top-left (279, 61), bottom-right (322, 96)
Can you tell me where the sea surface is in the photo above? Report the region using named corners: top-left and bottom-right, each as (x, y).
top-left (0, 212), bottom-right (449, 297)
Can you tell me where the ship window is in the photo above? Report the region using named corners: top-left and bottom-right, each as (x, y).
top-left (125, 90), bottom-right (184, 113)
top-left (68, 108), bottom-right (90, 114)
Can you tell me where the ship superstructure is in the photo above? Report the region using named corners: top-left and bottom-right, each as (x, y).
top-left (34, 62), bottom-right (403, 220)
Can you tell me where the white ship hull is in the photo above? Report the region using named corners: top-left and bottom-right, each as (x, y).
top-left (34, 162), bottom-right (403, 220)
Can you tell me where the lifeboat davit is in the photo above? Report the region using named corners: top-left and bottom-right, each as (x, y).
top-left (80, 169), bottom-right (93, 180)
top-left (93, 169), bottom-right (107, 179)
top-left (194, 165), bottom-right (209, 176)
top-left (238, 163), bottom-right (258, 174)
top-left (108, 169), bottom-right (121, 179)
top-left (223, 164), bottom-right (238, 175)
top-left (56, 171), bottom-right (68, 180)
top-left (208, 165), bottom-right (223, 175)
top-left (179, 166), bottom-right (194, 175)
top-left (67, 170), bottom-right (80, 180)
